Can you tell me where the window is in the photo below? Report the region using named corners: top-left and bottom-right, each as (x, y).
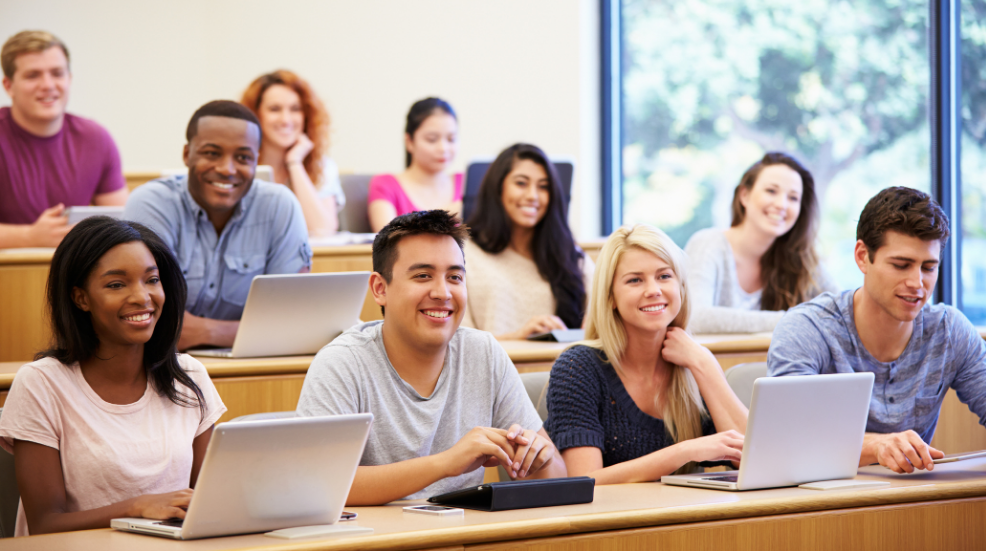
top-left (613, 0), bottom-right (932, 291)
top-left (961, 0), bottom-right (986, 323)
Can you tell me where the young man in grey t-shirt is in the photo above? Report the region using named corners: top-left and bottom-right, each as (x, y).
top-left (769, 187), bottom-right (986, 474)
top-left (296, 210), bottom-right (566, 505)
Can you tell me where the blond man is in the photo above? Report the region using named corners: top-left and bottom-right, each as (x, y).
top-left (0, 30), bottom-right (127, 248)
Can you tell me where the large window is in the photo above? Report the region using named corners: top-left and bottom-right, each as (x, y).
top-left (961, 0), bottom-right (986, 323)
top-left (614, 0), bottom-right (933, 291)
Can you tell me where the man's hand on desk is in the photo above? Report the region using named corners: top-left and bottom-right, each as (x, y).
top-left (862, 430), bottom-right (945, 473)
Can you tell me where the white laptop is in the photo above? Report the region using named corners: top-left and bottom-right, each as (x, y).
top-left (112, 413), bottom-right (372, 539)
top-left (191, 271), bottom-right (369, 358)
top-left (662, 372), bottom-right (874, 491)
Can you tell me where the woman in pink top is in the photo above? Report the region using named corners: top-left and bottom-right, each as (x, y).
top-left (367, 97), bottom-right (464, 231)
top-left (0, 217), bottom-right (226, 536)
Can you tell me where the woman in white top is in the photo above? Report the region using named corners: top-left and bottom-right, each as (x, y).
top-left (0, 217), bottom-right (226, 536)
top-left (463, 143), bottom-right (593, 339)
top-left (241, 70), bottom-right (345, 236)
top-left (684, 152), bottom-right (837, 334)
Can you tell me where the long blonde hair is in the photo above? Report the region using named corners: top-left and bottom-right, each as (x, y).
top-left (582, 225), bottom-right (708, 469)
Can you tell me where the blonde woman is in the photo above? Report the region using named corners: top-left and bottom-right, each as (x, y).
top-left (544, 224), bottom-right (748, 484)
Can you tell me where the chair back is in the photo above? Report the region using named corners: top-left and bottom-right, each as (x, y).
top-left (519, 371), bottom-right (551, 423)
top-left (339, 175), bottom-right (373, 233)
top-left (724, 362), bottom-right (769, 408)
top-left (229, 411), bottom-right (298, 423)
top-left (0, 408), bottom-right (19, 538)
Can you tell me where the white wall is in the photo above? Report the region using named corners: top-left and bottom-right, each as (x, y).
top-left (0, 0), bottom-right (601, 238)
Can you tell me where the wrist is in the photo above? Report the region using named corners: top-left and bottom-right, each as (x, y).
top-left (286, 159), bottom-right (304, 168)
top-left (126, 496), bottom-right (144, 518)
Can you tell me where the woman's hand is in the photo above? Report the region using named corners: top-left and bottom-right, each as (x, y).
top-left (505, 315), bottom-right (567, 340)
top-left (285, 133), bottom-right (315, 166)
top-left (661, 327), bottom-right (715, 372)
top-left (128, 489), bottom-right (194, 520)
top-left (679, 430), bottom-right (745, 464)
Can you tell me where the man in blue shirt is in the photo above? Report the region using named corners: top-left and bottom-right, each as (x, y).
top-left (124, 100), bottom-right (311, 350)
top-left (768, 187), bottom-right (986, 474)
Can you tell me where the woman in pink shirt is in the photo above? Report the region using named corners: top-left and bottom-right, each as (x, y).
top-left (0, 217), bottom-right (226, 536)
top-left (367, 97), bottom-right (464, 231)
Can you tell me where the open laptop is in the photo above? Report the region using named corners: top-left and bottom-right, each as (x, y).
top-left (662, 372), bottom-right (874, 491)
top-left (111, 413), bottom-right (372, 539)
top-left (191, 271), bottom-right (369, 358)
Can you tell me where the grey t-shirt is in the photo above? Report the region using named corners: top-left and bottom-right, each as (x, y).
top-left (296, 321), bottom-right (543, 500)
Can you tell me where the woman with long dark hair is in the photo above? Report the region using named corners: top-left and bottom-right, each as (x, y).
top-left (367, 97), bottom-right (463, 232)
top-left (0, 217), bottom-right (226, 536)
top-left (463, 143), bottom-right (592, 339)
top-left (684, 152), bottom-right (838, 333)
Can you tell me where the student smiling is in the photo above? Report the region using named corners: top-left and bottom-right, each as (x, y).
top-left (367, 98), bottom-right (463, 231)
top-left (685, 153), bottom-right (837, 333)
top-left (545, 225), bottom-right (747, 484)
top-left (0, 217), bottom-right (226, 536)
top-left (123, 100), bottom-right (311, 351)
top-left (297, 210), bottom-right (566, 505)
top-left (463, 144), bottom-right (593, 340)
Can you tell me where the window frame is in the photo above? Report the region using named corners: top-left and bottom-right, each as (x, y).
top-left (600, 0), bottom-right (963, 307)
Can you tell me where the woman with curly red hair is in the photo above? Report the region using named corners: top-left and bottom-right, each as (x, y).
top-left (241, 70), bottom-right (345, 236)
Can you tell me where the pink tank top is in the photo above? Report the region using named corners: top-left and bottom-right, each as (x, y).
top-left (367, 173), bottom-right (464, 217)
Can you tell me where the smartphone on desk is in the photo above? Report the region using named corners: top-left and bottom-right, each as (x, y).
top-left (403, 505), bottom-right (463, 516)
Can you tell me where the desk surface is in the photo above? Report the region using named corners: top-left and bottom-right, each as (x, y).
top-left (5, 457), bottom-right (986, 551)
top-left (0, 333), bottom-right (772, 391)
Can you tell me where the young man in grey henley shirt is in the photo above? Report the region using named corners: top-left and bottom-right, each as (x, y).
top-left (768, 187), bottom-right (986, 474)
top-left (296, 210), bottom-right (567, 505)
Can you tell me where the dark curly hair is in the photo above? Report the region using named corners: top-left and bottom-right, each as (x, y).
top-left (857, 186), bottom-right (950, 261)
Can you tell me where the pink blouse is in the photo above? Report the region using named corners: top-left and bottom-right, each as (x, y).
top-left (367, 173), bottom-right (464, 217)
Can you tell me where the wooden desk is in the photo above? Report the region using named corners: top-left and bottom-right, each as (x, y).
top-left (0, 335), bottom-right (772, 423)
top-left (5, 458), bottom-right (986, 550)
top-left (0, 242), bottom-right (605, 362)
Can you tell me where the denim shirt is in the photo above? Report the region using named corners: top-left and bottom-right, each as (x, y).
top-left (123, 175), bottom-right (311, 320)
top-left (767, 290), bottom-right (986, 443)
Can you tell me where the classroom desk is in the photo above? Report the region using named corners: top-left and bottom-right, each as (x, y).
top-left (2, 333), bottom-right (984, 453)
top-left (0, 334), bottom-right (768, 423)
top-left (6, 457), bottom-right (986, 550)
top-left (0, 242), bottom-right (605, 362)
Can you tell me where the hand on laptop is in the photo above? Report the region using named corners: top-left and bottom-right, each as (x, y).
top-left (680, 430), bottom-right (745, 464)
top-left (504, 424), bottom-right (556, 479)
top-left (127, 488), bottom-right (193, 520)
top-left (439, 427), bottom-right (519, 478)
top-left (863, 430), bottom-right (945, 473)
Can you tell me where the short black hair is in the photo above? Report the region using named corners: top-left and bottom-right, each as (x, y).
top-left (186, 100), bottom-right (262, 143)
top-left (40, 216), bottom-right (204, 411)
top-left (857, 186), bottom-right (950, 260)
top-left (372, 210), bottom-right (469, 283)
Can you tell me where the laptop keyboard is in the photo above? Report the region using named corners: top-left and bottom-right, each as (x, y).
top-left (704, 474), bottom-right (739, 483)
top-left (155, 518), bottom-right (184, 528)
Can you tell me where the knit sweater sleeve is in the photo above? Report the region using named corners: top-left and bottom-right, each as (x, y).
top-left (544, 346), bottom-right (606, 452)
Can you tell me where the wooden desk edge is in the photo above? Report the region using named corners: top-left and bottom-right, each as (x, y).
top-left (44, 479), bottom-right (984, 551)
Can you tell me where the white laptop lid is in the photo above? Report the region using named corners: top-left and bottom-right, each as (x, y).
top-left (736, 372), bottom-right (874, 490)
top-left (180, 414), bottom-right (372, 539)
top-left (229, 271), bottom-right (369, 357)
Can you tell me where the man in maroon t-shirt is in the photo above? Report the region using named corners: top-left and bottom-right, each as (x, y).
top-left (0, 30), bottom-right (128, 248)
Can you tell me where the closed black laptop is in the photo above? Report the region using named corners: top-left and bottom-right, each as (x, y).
top-left (427, 477), bottom-right (594, 511)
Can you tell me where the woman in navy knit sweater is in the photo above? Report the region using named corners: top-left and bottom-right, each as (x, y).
top-left (544, 224), bottom-right (748, 484)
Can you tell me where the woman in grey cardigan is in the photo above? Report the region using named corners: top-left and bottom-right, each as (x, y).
top-left (684, 153), bottom-right (837, 334)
